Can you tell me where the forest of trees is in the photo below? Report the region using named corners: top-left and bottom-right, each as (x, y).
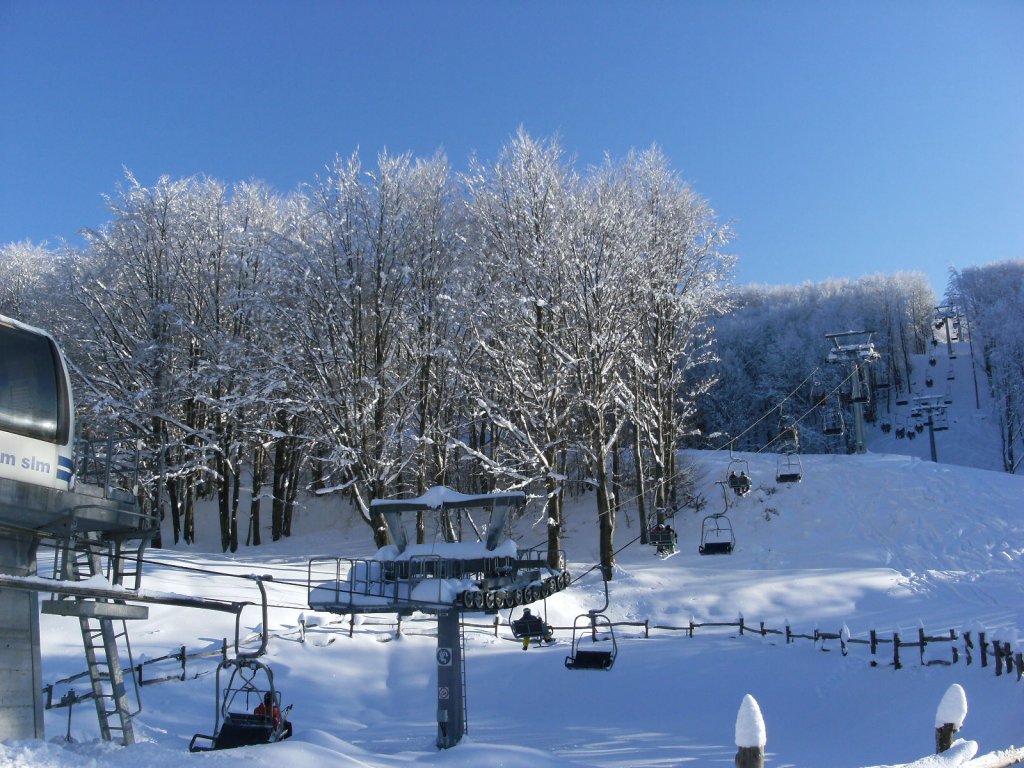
top-left (2, 133), bottom-right (1020, 566)
top-left (949, 261), bottom-right (1024, 474)
top-left (0, 132), bottom-right (732, 574)
top-left (699, 274), bottom-right (938, 454)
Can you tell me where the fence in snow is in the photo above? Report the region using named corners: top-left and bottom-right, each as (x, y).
top-left (42, 612), bottom-right (1024, 711)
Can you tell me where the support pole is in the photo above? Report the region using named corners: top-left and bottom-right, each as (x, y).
top-left (0, 534), bottom-right (45, 739)
top-left (435, 609), bottom-right (465, 749)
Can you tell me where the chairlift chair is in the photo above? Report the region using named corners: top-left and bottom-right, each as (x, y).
top-left (189, 658), bottom-right (293, 752)
top-left (778, 423), bottom-right (800, 451)
top-left (699, 513), bottom-right (735, 555)
top-left (510, 606), bottom-right (554, 649)
top-left (647, 523), bottom-right (678, 556)
top-left (565, 576), bottom-right (617, 670)
top-left (776, 452), bottom-right (803, 483)
top-left (896, 395), bottom-right (909, 406)
top-left (726, 458), bottom-right (752, 497)
top-left (821, 403), bottom-right (845, 436)
top-left (189, 575), bottom-right (293, 752)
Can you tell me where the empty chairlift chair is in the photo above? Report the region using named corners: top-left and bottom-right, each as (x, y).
top-left (565, 574), bottom-right (617, 671)
top-left (699, 513), bottom-right (735, 555)
top-left (822, 402), bottom-right (845, 437)
top-left (776, 451), bottom-right (802, 483)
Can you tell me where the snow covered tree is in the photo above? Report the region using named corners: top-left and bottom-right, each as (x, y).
top-left (951, 261), bottom-right (1024, 473)
top-left (461, 130), bottom-right (578, 567)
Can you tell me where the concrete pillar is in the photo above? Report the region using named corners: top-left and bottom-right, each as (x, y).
top-left (0, 534), bottom-right (44, 739)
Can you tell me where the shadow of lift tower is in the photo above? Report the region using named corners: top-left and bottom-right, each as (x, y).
top-left (307, 487), bottom-right (571, 749)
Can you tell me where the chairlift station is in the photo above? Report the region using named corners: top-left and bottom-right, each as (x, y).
top-left (0, 315), bottom-right (156, 744)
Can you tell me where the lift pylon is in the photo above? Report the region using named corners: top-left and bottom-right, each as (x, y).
top-left (826, 331), bottom-right (880, 454)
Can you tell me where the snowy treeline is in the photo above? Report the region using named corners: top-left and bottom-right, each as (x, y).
top-left (950, 261), bottom-right (1024, 473)
top-left (699, 275), bottom-right (936, 453)
top-left (0, 131), bottom-right (732, 566)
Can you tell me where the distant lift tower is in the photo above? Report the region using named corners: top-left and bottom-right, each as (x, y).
top-left (933, 305), bottom-right (959, 359)
top-left (826, 331), bottom-right (880, 454)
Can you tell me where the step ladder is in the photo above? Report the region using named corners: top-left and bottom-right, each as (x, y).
top-left (52, 532), bottom-right (142, 745)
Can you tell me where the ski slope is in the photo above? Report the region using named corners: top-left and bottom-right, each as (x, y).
top-left (5, 344), bottom-right (1023, 768)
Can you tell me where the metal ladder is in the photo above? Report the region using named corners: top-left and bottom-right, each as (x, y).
top-left (57, 532), bottom-right (141, 745)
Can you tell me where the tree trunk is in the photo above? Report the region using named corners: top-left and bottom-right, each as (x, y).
top-left (248, 445), bottom-right (265, 546)
top-left (596, 451), bottom-right (616, 579)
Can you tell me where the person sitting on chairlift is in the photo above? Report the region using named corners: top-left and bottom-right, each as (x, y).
top-left (519, 608), bottom-right (553, 650)
top-left (255, 692), bottom-right (293, 739)
top-left (652, 523), bottom-right (675, 554)
top-left (255, 692), bottom-right (280, 726)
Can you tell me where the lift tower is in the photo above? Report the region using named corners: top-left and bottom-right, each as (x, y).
top-left (307, 487), bottom-right (570, 749)
top-left (826, 331), bottom-right (880, 454)
top-left (933, 305), bottom-right (959, 359)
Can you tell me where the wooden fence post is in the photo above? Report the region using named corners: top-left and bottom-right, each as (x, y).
top-left (734, 694), bottom-right (766, 768)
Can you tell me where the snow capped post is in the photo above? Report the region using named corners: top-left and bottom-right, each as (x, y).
top-left (735, 694), bottom-right (766, 768)
top-left (935, 683), bottom-right (967, 753)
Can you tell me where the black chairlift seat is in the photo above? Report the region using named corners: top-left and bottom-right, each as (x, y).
top-left (190, 711), bottom-right (292, 752)
top-left (699, 513), bottom-right (735, 555)
top-left (566, 648), bottom-right (615, 670)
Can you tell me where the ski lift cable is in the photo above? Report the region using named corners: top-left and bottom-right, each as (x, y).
top-left (711, 365), bottom-right (826, 453)
top-left (559, 365), bottom-right (861, 576)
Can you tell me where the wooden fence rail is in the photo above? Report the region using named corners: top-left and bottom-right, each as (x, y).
top-left (44, 612), bottom-right (1024, 708)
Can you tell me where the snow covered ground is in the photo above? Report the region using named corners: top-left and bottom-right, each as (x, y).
top-left (4, 341), bottom-right (1023, 768)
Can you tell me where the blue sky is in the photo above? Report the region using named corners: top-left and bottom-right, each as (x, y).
top-left (1, 1), bottom-right (1021, 295)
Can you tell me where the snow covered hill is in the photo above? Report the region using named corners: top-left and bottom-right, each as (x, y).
top-left (5, 338), bottom-right (1023, 768)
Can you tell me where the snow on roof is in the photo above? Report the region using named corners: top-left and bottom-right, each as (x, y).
top-left (374, 539), bottom-right (519, 561)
